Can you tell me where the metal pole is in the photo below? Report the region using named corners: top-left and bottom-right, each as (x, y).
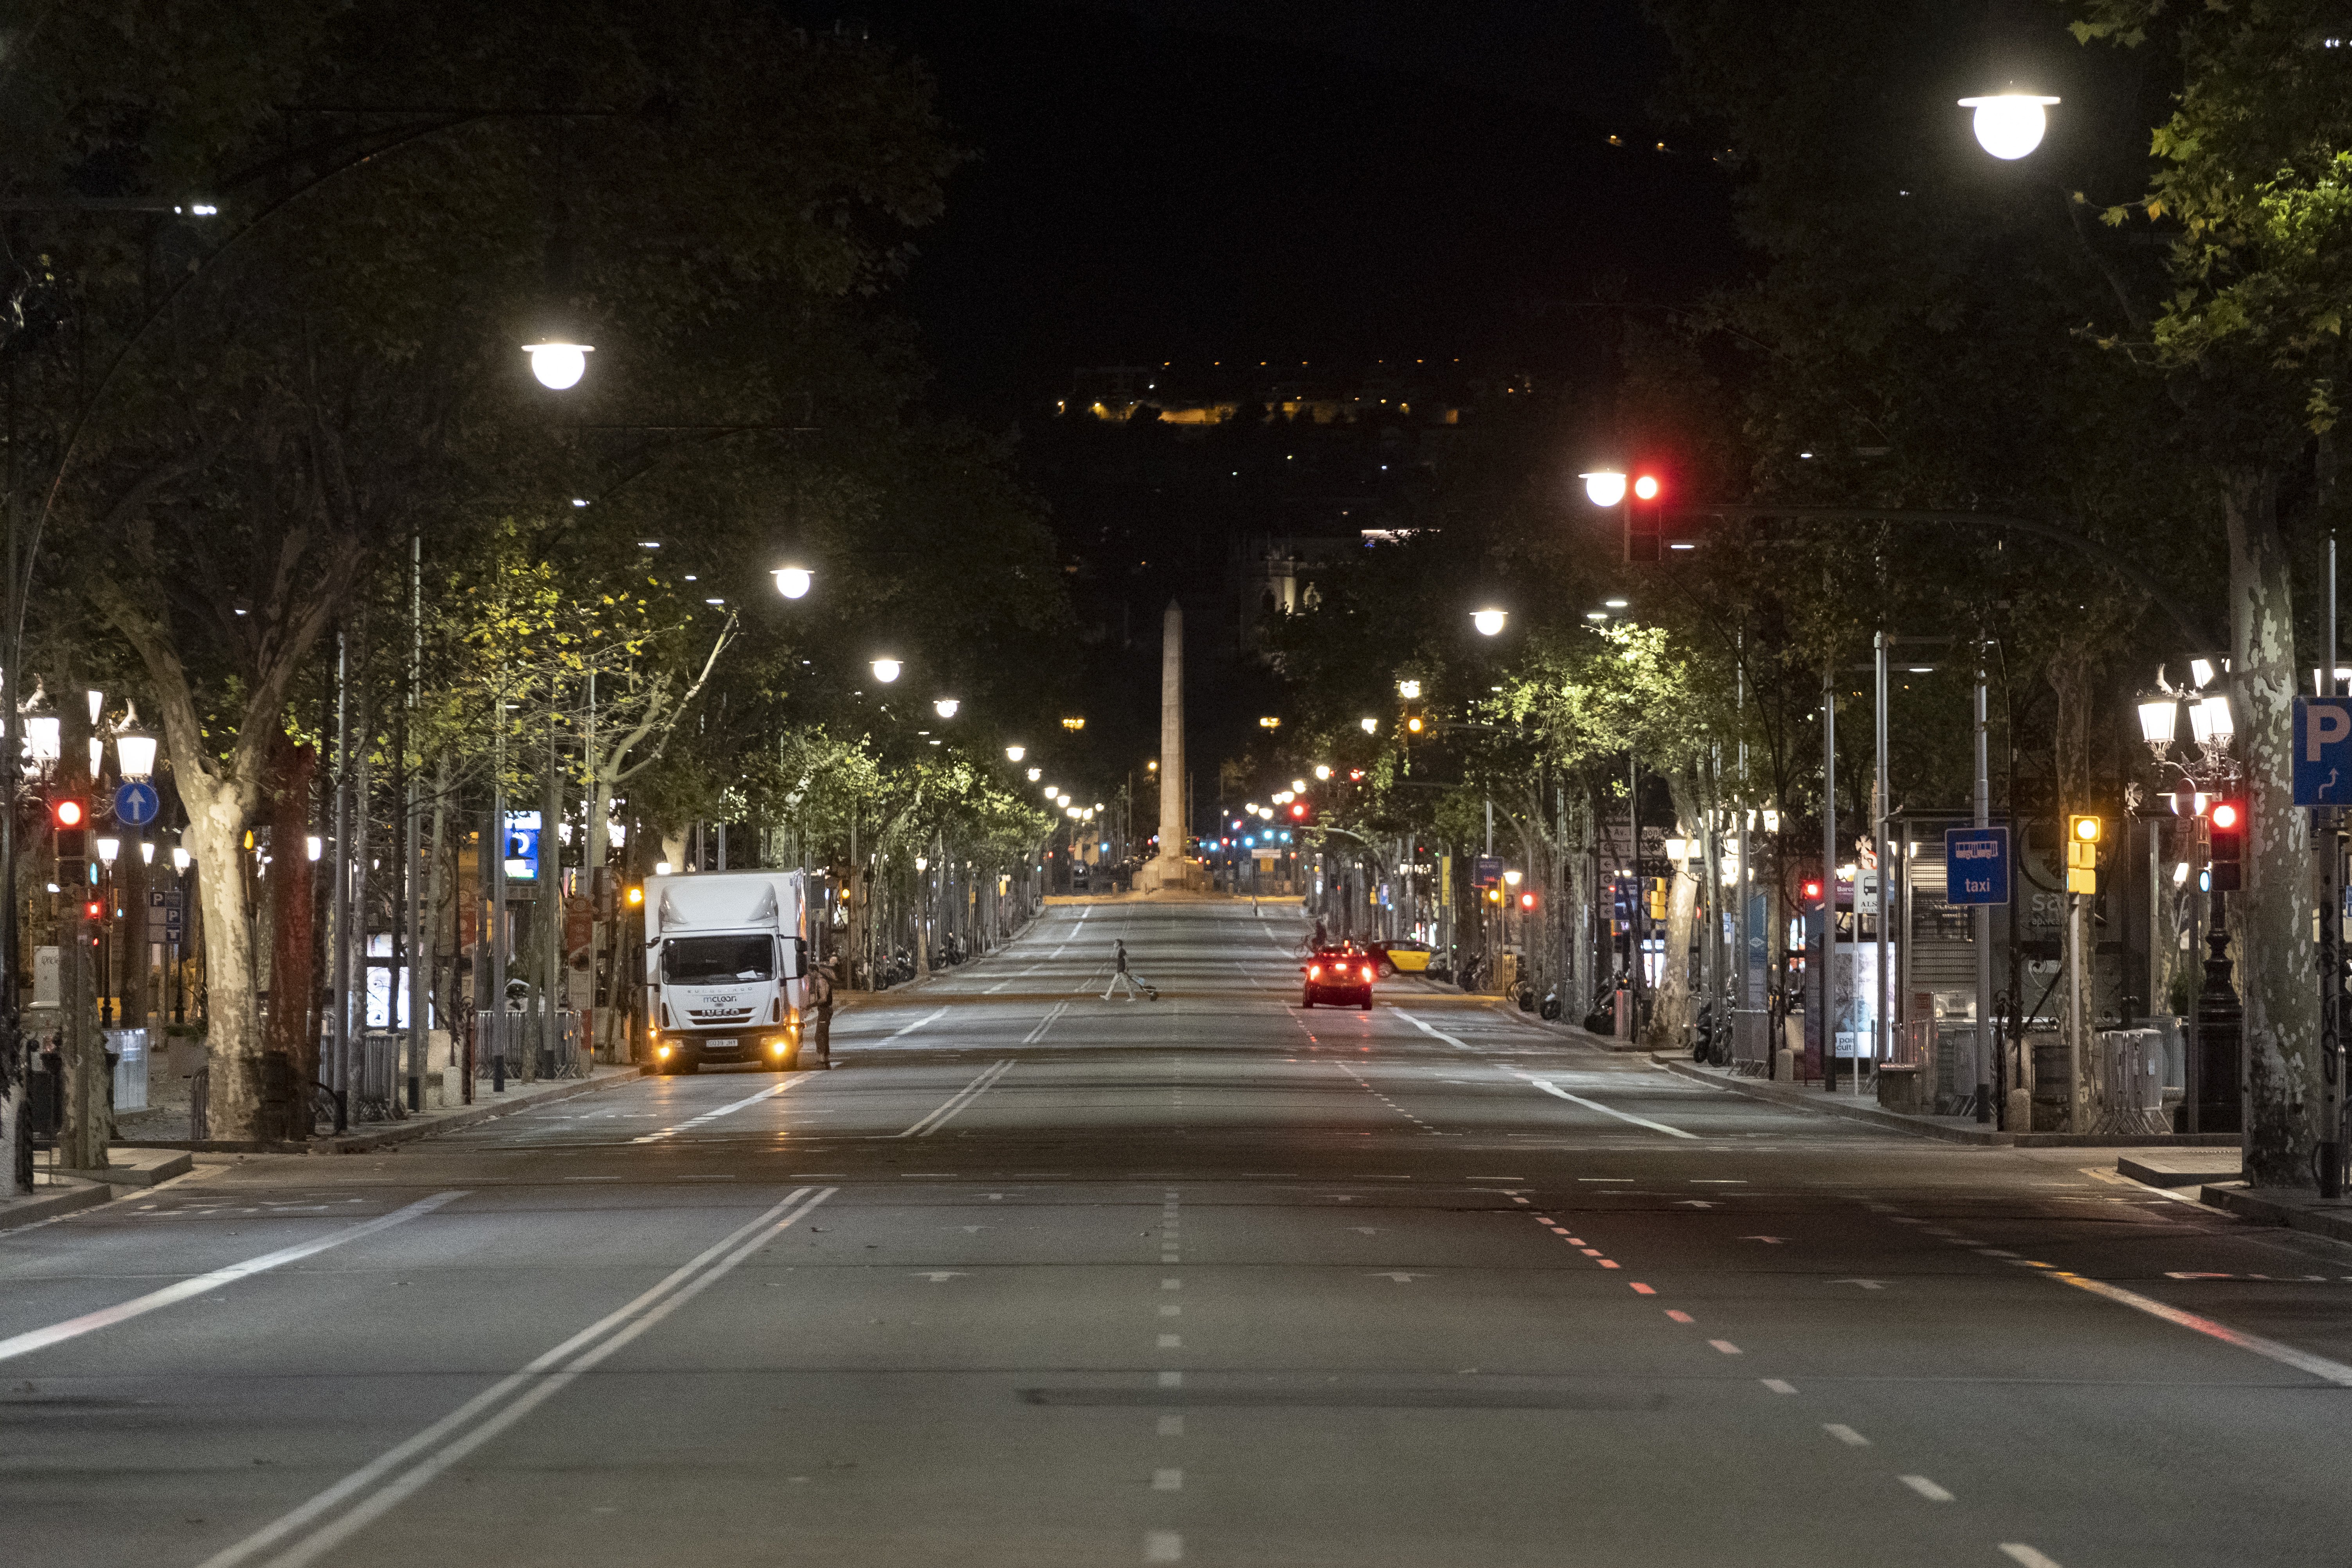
top-left (1736, 650), bottom-right (1751, 1057)
top-left (490, 685), bottom-right (507, 1091)
top-left (2326, 531), bottom-right (2344, 1195)
top-left (330, 628), bottom-right (350, 1132)
top-left (1873, 630), bottom-right (1890, 1093)
top-left (1974, 649), bottom-right (1994, 1122)
top-left (1823, 663), bottom-right (1837, 1088)
top-left (405, 533), bottom-right (423, 1112)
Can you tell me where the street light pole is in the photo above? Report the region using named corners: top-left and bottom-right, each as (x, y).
top-left (1822, 662), bottom-right (1837, 1088)
top-left (1874, 630), bottom-right (1891, 1089)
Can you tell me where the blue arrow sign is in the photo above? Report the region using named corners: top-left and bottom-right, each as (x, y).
top-left (2294, 696), bottom-right (2352, 805)
top-left (1944, 826), bottom-right (2009, 906)
top-left (113, 780), bottom-right (159, 827)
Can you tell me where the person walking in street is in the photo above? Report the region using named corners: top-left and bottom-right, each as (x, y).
top-left (1104, 938), bottom-right (1156, 1001)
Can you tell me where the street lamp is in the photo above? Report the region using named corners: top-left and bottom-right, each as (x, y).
top-left (1360, 717), bottom-right (1377, 734)
top-left (1005, 744), bottom-right (1026, 762)
top-left (172, 845), bottom-right (191, 873)
top-left (1314, 763), bottom-right (1332, 780)
top-left (1958, 93), bottom-right (2060, 160)
top-left (871, 657), bottom-right (902, 683)
top-left (22, 715), bottom-right (59, 771)
top-left (96, 836), bottom-right (120, 868)
top-left (115, 730), bottom-right (158, 781)
top-left (2188, 692), bottom-right (2235, 745)
top-left (1027, 766), bottom-right (1042, 781)
top-left (1290, 779), bottom-right (1307, 793)
top-left (934, 697), bottom-right (960, 719)
top-left (522, 338), bottom-right (593, 390)
top-left (1472, 608), bottom-right (1507, 637)
top-left (1582, 470), bottom-right (1627, 507)
top-left (2137, 693), bottom-right (2180, 758)
top-left (1398, 679), bottom-right (1421, 700)
top-left (773, 566), bottom-right (813, 599)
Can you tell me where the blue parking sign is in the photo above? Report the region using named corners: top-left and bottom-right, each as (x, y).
top-left (1944, 826), bottom-right (2008, 905)
top-left (2294, 696), bottom-right (2352, 805)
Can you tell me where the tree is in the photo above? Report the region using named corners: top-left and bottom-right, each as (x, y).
top-left (9, 0), bottom-right (961, 1140)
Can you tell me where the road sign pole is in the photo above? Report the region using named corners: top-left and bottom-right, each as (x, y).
top-left (2320, 804), bottom-right (2342, 1199)
top-left (1974, 650), bottom-right (1994, 1123)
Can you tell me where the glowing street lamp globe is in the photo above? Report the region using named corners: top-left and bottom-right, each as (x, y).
top-left (773, 567), bottom-right (812, 599)
top-left (870, 658), bottom-right (902, 684)
top-left (521, 340), bottom-right (593, 390)
top-left (1958, 94), bottom-right (2059, 160)
top-left (1472, 608), bottom-right (1507, 637)
top-left (1581, 470), bottom-right (1627, 507)
top-left (934, 697), bottom-right (960, 719)
top-left (1006, 745), bottom-right (1026, 762)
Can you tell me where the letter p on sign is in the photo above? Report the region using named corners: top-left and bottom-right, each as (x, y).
top-left (2314, 704), bottom-right (2352, 760)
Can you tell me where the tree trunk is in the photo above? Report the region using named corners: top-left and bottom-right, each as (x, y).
top-left (1646, 775), bottom-right (1701, 1050)
top-left (2226, 467), bottom-right (2321, 1187)
top-left (58, 668), bottom-right (106, 1170)
top-left (264, 736), bottom-right (318, 1115)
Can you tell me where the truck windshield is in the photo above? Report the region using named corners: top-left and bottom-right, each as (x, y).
top-left (663, 936), bottom-right (774, 986)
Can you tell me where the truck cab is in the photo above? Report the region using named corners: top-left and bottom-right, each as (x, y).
top-left (643, 871), bottom-right (811, 1073)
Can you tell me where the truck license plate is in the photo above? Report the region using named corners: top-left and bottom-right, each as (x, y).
top-left (705, 1038), bottom-right (738, 1051)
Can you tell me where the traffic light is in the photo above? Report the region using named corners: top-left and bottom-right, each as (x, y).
top-left (82, 899), bottom-right (103, 922)
top-left (1518, 891), bottom-right (1536, 911)
top-left (1289, 800), bottom-right (1309, 822)
top-left (1802, 878), bottom-right (1825, 904)
top-left (52, 797), bottom-right (88, 884)
top-left (2066, 814), bottom-right (2101, 895)
top-left (1646, 879), bottom-right (1667, 921)
top-left (2209, 800), bottom-right (2245, 892)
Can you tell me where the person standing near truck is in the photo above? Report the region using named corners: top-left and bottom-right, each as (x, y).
top-left (807, 951), bottom-right (838, 1067)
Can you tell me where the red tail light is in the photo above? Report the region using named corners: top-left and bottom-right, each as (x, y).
top-left (1309, 965), bottom-right (1321, 979)
top-left (1362, 966), bottom-right (1376, 982)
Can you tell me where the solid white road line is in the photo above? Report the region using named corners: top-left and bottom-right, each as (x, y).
top-left (1526, 1078), bottom-right (1700, 1139)
top-left (630, 1078), bottom-right (801, 1143)
top-left (0, 1191), bottom-right (466, 1366)
top-left (197, 1187), bottom-right (833, 1568)
top-left (2049, 1269), bottom-right (2352, 1386)
top-left (897, 1060), bottom-right (1015, 1138)
top-left (1998, 1546), bottom-right (2065, 1568)
top-left (1022, 1002), bottom-right (1069, 1046)
top-left (1390, 1008), bottom-right (1470, 1049)
top-left (881, 1006), bottom-right (949, 1043)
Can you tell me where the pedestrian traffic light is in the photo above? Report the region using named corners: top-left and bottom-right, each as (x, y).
top-left (2066, 814), bottom-right (2100, 895)
top-left (1803, 878), bottom-right (1824, 904)
top-left (82, 899), bottom-right (103, 922)
top-left (1646, 880), bottom-right (1667, 920)
top-left (1518, 891), bottom-right (1536, 911)
top-left (2209, 800), bottom-right (2245, 892)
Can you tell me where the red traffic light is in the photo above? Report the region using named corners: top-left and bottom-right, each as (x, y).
top-left (1518, 891), bottom-right (1536, 910)
top-left (83, 900), bottom-right (103, 921)
top-left (1289, 802), bottom-right (1306, 819)
top-left (54, 798), bottom-right (86, 828)
top-left (1803, 879), bottom-right (1824, 902)
top-left (1633, 474), bottom-right (1661, 501)
top-left (2210, 800), bottom-right (2241, 830)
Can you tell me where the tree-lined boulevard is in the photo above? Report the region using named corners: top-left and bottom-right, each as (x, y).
top-left (12, 3), bottom-right (2352, 1562)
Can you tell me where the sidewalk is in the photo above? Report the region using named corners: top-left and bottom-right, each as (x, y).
top-left (1656, 1057), bottom-right (2242, 1148)
top-left (115, 1063), bottom-right (643, 1155)
top-left (2199, 1183), bottom-right (2352, 1247)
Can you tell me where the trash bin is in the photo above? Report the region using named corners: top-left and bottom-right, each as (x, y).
top-left (107, 1028), bottom-right (149, 1113)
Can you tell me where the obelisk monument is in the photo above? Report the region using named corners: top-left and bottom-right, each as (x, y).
top-left (1140, 599), bottom-right (1202, 891)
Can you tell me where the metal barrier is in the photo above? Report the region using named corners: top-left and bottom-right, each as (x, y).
top-left (1729, 1009), bottom-right (1772, 1073)
top-left (470, 1008), bottom-right (586, 1084)
top-left (354, 1032), bottom-right (409, 1123)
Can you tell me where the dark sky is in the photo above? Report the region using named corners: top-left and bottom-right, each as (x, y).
top-left (816, 0), bottom-right (1741, 420)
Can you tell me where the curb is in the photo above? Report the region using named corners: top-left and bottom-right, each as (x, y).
top-left (0, 1181), bottom-right (113, 1233)
top-left (1655, 1057), bottom-right (2013, 1145)
top-left (119, 1068), bottom-right (646, 1156)
top-left (2199, 1183), bottom-right (2352, 1247)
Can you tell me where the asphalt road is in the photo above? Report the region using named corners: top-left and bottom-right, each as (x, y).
top-left (8, 899), bottom-right (2352, 1568)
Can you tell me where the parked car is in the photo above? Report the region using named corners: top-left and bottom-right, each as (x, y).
top-left (1302, 946), bottom-right (1377, 1009)
top-left (1365, 938), bottom-right (1433, 977)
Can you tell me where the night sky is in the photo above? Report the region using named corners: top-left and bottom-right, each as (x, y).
top-left (823, 0), bottom-right (1740, 423)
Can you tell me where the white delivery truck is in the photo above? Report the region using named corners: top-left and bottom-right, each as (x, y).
top-left (642, 870), bottom-right (816, 1074)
